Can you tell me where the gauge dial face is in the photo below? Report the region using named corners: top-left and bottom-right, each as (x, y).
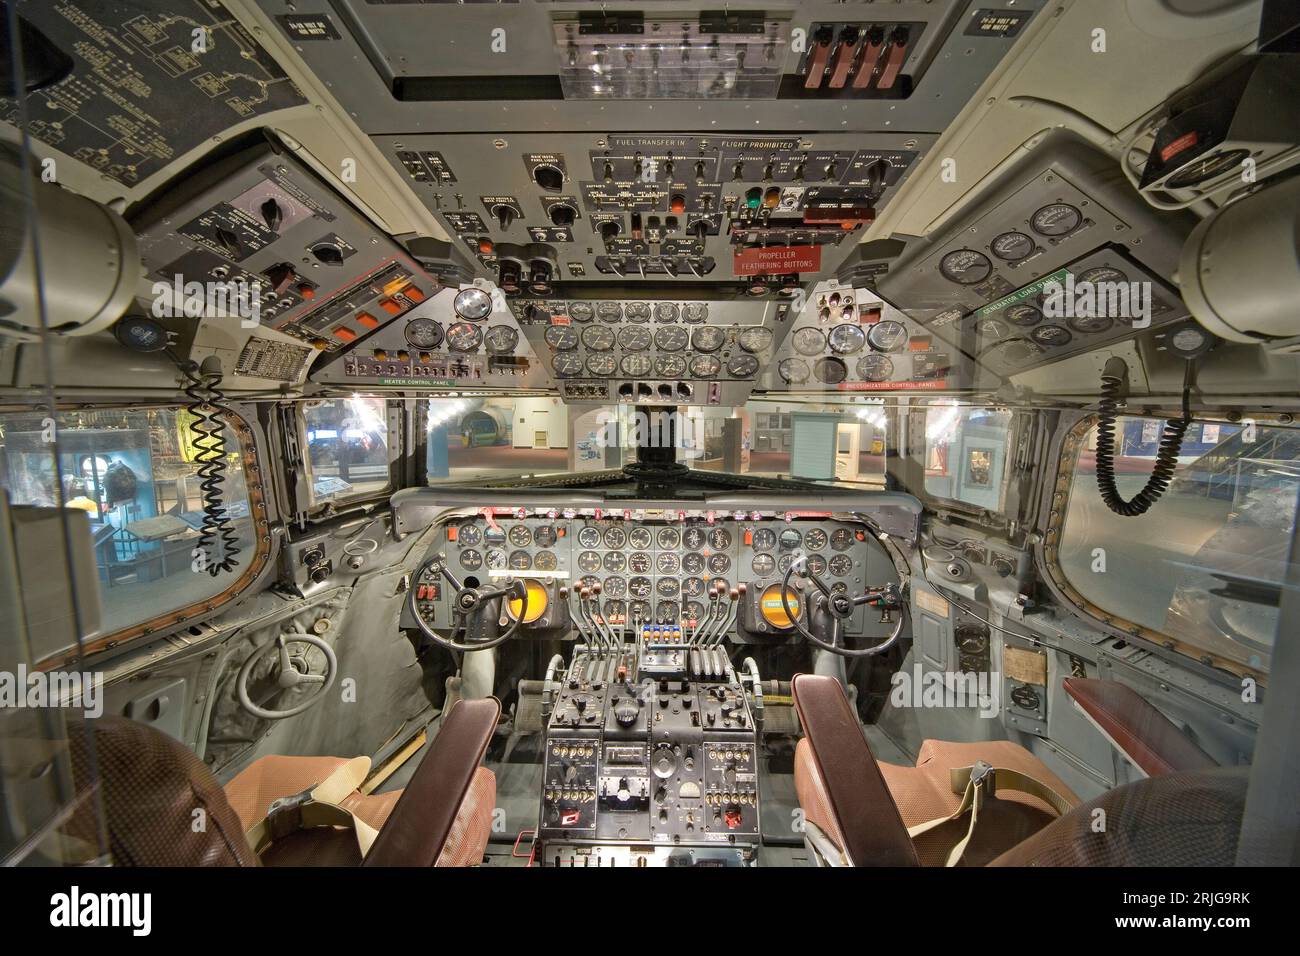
top-left (552, 352), bottom-right (582, 377)
top-left (751, 528), bottom-right (776, 552)
top-left (508, 550), bottom-right (531, 571)
top-left (980, 338), bottom-right (1046, 366)
top-left (683, 577), bottom-right (705, 597)
top-left (830, 527), bottom-right (855, 551)
top-left (752, 554), bottom-right (776, 576)
top-left (579, 575), bottom-right (600, 591)
top-left (485, 548), bottom-right (506, 570)
top-left (404, 318), bottom-right (444, 349)
top-left (567, 302), bottom-right (594, 323)
top-left (597, 301), bottom-right (623, 323)
top-left (707, 553), bottom-right (731, 575)
top-left (682, 552), bottom-right (704, 575)
top-left (655, 355), bottom-right (687, 378)
top-left (581, 325), bottom-right (615, 351)
top-left (806, 554), bottom-right (827, 576)
top-left (629, 576), bottom-right (652, 598)
top-left (629, 527), bottom-right (652, 549)
top-left (656, 602), bottom-right (680, 625)
top-left (758, 585), bottom-right (800, 629)
top-left (707, 527), bottom-right (732, 550)
top-left (857, 354), bottom-right (894, 382)
top-left (603, 598), bottom-right (627, 620)
top-left (683, 527), bottom-right (705, 550)
top-left (603, 576), bottom-right (626, 598)
top-left (457, 522), bottom-right (482, 546)
top-left (1068, 315), bottom-right (1113, 334)
top-left (792, 327), bottom-right (826, 356)
top-left (1030, 203), bottom-right (1082, 236)
top-left (629, 552), bottom-right (651, 574)
top-left (976, 318), bottom-right (1009, 340)
top-left (508, 525), bottom-right (532, 547)
top-left (1166, 148), bottom-right (1251, 188)
top-left (727, 354), bottom-right (760, 378)
top-left (545, 326), bottom-right (578, 350)
top-left (683, 303), bottom-right (708, 323)
top-left (656, 577), bottom-right (680, 597)
top-left (689, 355), bottom-right (720, 377)
top-left (829, 554), bottom-right (853, 576)
top-left (621, 354), bottom-right (653, 376)
top-left (813, 357), bottom-right (848, 385)
top-left (653, 326), bottom-right (689, 352)
top-left (453, 287), bottom-right (493, 320)
top-left (577, 527), bottom-right (602, 548)
top-left (691, 326), bottom-right (726, 353)
top-left (485, 325), bottom-right (519, 354)
top-left (867, 320), bottom-right (908, 352)
top-left (778, 358), bottom-right (810, 384)
top-left (738, 327), bottom-right (774, 354)
top-left (603, 551), bottom-right (626, 573)
top-left (653, 303), bottom-right (678, 322)
top-left (533, 525), bottom-right (556, 547)
top-left (1030, 325), bottom-right (1072, 348)
top-left (533, 550), bottom-right (557, 572)
top-left (446, 322), bottom-right (483, 353)
top-left (585, 354), bottom-right (616, 375)
top-left (828, 324), bottom-right (867, 355)
top-left (657, 527), bottom-right (681, 549)
top-left (939, 249), bottom-right (993, 285)
top-left (578, 551), bottom-right (601, 573)
top-left (1004, 304), bottom-right (1043, 327)
top-left (624, 302), bottom-right (651, 323)
top-left (804, 528), bottom-right (828, 551)
top-left (601, 526), bottom-right (625, 548)
top-left (778, 528), bottom-right (801, 551)
top-left (1078, 266), bottom-right (1129, 285)
top-left (991, 231), bottom-right (1036, 261)
top-left (459, 549), bottom-right (482, 570)
top-left (617, 326), bottom-right (652, 351)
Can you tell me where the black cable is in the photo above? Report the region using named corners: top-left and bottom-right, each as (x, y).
top-left (1094, 357), bottom-right (1192, 517)
top-left (178, 357), bottom-right (241, 575)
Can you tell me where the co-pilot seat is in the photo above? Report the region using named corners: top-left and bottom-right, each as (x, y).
top-left (63, 697), bottom-right (501, 866)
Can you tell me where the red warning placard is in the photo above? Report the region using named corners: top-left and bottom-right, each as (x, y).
top-left (732, 245), bottom-right (822, 276)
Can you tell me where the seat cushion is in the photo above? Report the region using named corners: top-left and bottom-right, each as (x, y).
top-left (224, 755), bottom-right (354, 830)
top-left (435, 767), bottom-right (496, 867)
top-left (879, 739), bottom-right (1080, 866)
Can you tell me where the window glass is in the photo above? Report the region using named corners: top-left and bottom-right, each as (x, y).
top-left (1058, 416), bottom-right (1299, 673)
top-left (304, 397), bottom-right (390, 502)
top-left (923, 403), bottom-right (1014, 510)
top-left (0, 407), bottom-right (254, 643)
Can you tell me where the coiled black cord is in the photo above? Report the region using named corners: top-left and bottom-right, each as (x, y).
top-left (1094, 357), bottom-right (1192, 517)
top-left (180, 357), bottom-right (241, 575)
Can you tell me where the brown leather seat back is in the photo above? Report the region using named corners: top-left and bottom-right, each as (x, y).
top-left (364, 696), bottom-right (501, 867)
top-left (791, 674), bottom-right (918, 867)
top-left (66, 716), bottom-right (257, 867)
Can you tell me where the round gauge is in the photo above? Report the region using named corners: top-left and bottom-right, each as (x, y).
top-left (457, 522), bottom-right (482, 546)
top-left (683, 601), bottom-right (704, 622)
top-left (813, 357), bottom-right (848, 385)
top-left (829, 554), bottom-right (853, 576)
top-left (707, 553), bottom-right (731, 575)
top-left (654, 303), bottom-right (679, 322)
top-left (655, 355), bottom-right (687, 377)
top-left (552, 352), bottom-right (583, 377)
top-left (689, 355), bottom-right (721, 378)
top-left (603, 551), bottom-right (626, 573)
top-left (708, 527), bottom-right (732, 550)
top-left (567, 302), bottom-right (594, 323)
top-left (602, 576), bottom-right (626, 598)
top-left (752, 554), bottom-right (776, 576)
top-left (779, 528), bottom-right (802, 551)
top-left (404, 318), bottom-right (444, 349)
top-left (597, 301), bottom-right (623, 323)
top-left (867, 320), bottom-right (908, 353)
top-left (975, 318), bottom-right (1010, 340)
top-left (1067, 314), bottom-right (1114, 334)
top-left (656, 602), bottom-right (680, 625)
top-left (830, 527), bottom-right (855, 551)
top-left (617, 326), bottom-right (652, 351)
top-left (624, 302), bottom-right (651, 323)
top-left (691, 326), bottom-right (726, 353)
top-left (683, 577), bottom-right (705, 597)
top-left (508, 525), bottom-right (532, 547)
top-left (1078, 265), bottom-right (1129, 285)
top-left (682, 552), bottom-right (705, 575)
top-left (581, 325), bottom-right (615, 351)
top-left (629, 552), bottom-right (651, 574)
top-left (683, 303), bottom-right (709, 323)
top-left (657, 527), bottom-right (681, 550)
top-left (1004, 304), bottom-right (1043, 327)
top-left (857, 354), bottom-right (894, 383)
top-left (751, 528), bottom-right (776, 552)
top-left (629, 527), bottom-right (653, 550)
top-left (1030, 203), bottom-right (1082, 237)
top-left (779, 358), bottom-right (810, 384)
top-left (586, 354), bottom-right (617, 376)
top-left (939, 249), bottom-right (993, 285)
top-left (727, 354), bottom-right (760, 378)
top-left (578, 526), bottom-right (602, 549)
top-left (459, 549), bottom-right (483, 570)
top-left (602, 526), bottom-right (626, 549)
top-left (804, 528), bottom-right (828, 551)
top-left (533, 550), bottom-right (557, 572)
top-left (793, 327), bottom-right (826, 356)
top-left (1030, 325), bottom-right (1072, 348)
top-left (758, 585), bottom-right (800, 629)
top-left (828, 324), bottom-right (867, 355)
top-left (683, 527), bottom-right (705, 550)
top-left (545, 325), bottom-right (578, 351)
top-left (979, 338), bottom-right (1046, 366)
top-left (621, 354), bottom-right (653, 376)
top-left (654, 326), bottom-right (689, 352)
top-left (484, 325), bottom-right (519, 354)
top-left (533, 525), bottom-right (556, 548)
top-left (656, 577), bottom-right (680, 597)
top-left (508, 550), bottom-right (532, 571)
top-left (626, 599), bottom-right (649, 621)
top-left (484, 526), bottom-right (506, 545)
top-left (656, 552), bottom-right (680, 574)
top-left (778, 554), bottom-right (794, 574)
top-left (578, 551), bottom-right (602, 573)
top-left (738, 327), bottom-right (774, 354)
top-left (1166, 148), bottom-right (1251, 189)
top-left (453, 287), bottom-right (493, 320)
top-left (485, 548), bottom-right (506, 570)
top-left (446, 322), bottom-right (483, 353)
top-left (806, 554), bottom-right (827, 576)
top-left (579, 575), bottom-right (600, 591)
top-left (991, 231), bottom-right (1036, 262)
top-left (604, 599), bottom-right (627, 620)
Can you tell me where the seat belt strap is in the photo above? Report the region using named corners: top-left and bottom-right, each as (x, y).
top-left (246, 756), bottom-right (377, 860)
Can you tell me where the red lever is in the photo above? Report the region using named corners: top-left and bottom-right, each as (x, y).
top-left (851, 37), bottom-right (884, 89)
top-left (828, 38), bottom-right (857, 89)
top-left (804, 36), bottom-right (833, 89)
top-left (877, 33), bottom-right (908, 90)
